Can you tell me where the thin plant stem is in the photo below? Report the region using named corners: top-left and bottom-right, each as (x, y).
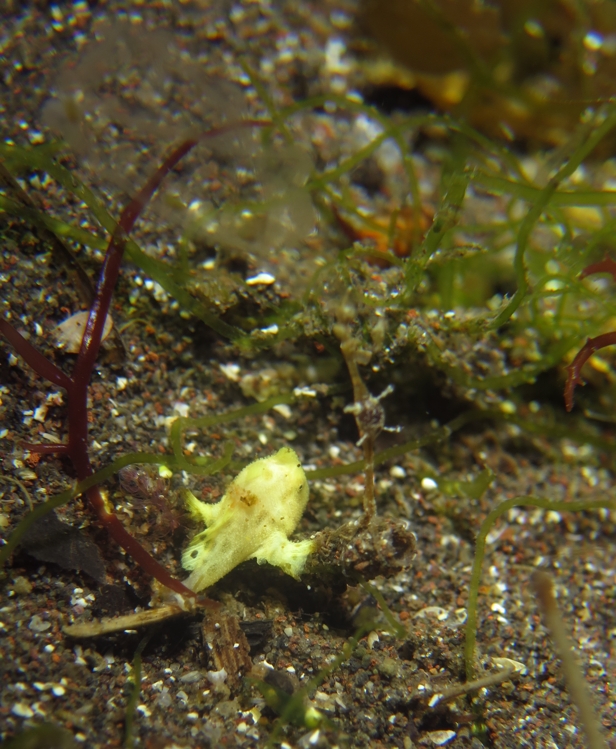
top-left (532, 571), bottom-right (607, 749)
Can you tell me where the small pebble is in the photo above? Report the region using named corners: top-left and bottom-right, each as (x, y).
top-left (12, 703), bottom-right (34, 718)
top-left (179, 670), bottom-right (202, 684)
top-left (424, 730), bottom-right (456, 745)
top-left (28, 615), bottom-right (51, 633)
top-left (12, 576), bottom-right (33, 595)
top-left (378, 657), bottom-right (399, 678)
top-left (246, 272), bottom-right (276, 285)
top-left (206, 668), bottom-right (228, 687)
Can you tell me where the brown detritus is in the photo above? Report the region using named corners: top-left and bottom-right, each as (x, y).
top-left (332, 202), bottom-right (432, 265)
top-left (201, 613), bottom-right (253, 691)
top-left (305, 516), bottom-right (416, 582)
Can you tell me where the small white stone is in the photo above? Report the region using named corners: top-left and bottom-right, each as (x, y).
top-left (425, 729), bottom-right (456, 745)
top-left (293, 386), bottom-right (317, 398)
top-left (390, 465), bottom-right (406, 479)
top-left (33, 406), bottom-right (48, 423)
top-left (421, 477), bottom-right (438, 490)
top-left (12, 703), bottom-right (34, 718)
top-left (180, 670), bottom-right (202, 684)
top-left (246, 272), bottom-right (276, 285)
top-left (173, 402), bottom-right (190, 418)
top-left (31, 701), bottom-right (47, 717)
top-left (259, 324), bottom-right (279, 335)
top-left (499, 400), bottom-right (516, 414)
top-left (206, 668), bottom-right (228, 686)
top-left (220, 363), bottom-right (241, 381)
top-left (273, 404), bottom-right (292, 419)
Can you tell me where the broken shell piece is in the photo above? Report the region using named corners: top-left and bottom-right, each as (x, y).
top-left (206, 668), bottom-right (228, 688)
top-left (246, 272), bottom-right (276, 285)
top-left (492, 657), bottom-right (527, 675)
top-left (54, 311), bottom-right (113, 353)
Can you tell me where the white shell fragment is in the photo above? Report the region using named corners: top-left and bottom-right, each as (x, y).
top-left (414, 606), bottom-right (449, 621)
top-left (220, 363), bottom-right (241, 382)
top-left (492, 657), bottom-right (528, 675)
top-left (206, 668), bottom-right (228, 686)
top-left (424, 730), bottom-right (457, 746)
top-left (246, 272), bottom-right (276, 286)
top-left (182, 447), bottom-right (314, 592)
top-left (54, 310), bottom-right (113, 353)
